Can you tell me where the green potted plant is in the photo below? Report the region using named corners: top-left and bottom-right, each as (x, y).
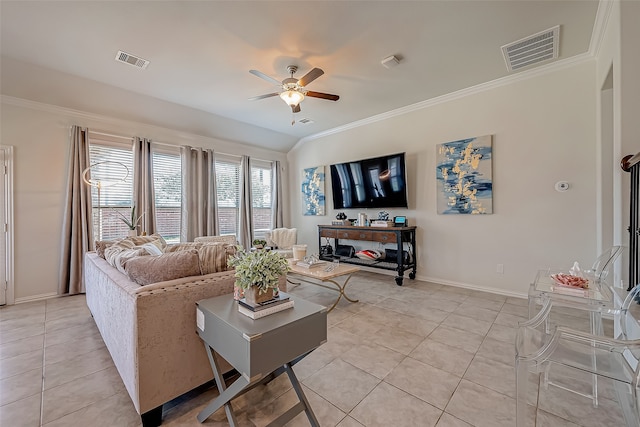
top-left (252, 238), bottom-right (268, 249)
top-left (115, 206), bottom-right (144, 236)
top-left (227, 247), bottom-right (290, 305)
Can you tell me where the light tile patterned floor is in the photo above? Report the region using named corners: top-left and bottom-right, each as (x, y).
top-left (0, 271), bottom-right (621, 426)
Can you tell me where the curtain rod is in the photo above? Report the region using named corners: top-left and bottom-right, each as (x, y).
top-left (621, 152), bottom-right (640, 172)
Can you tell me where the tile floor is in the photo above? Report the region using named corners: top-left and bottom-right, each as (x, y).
top-left (0, 271), bottom-right (622, 426)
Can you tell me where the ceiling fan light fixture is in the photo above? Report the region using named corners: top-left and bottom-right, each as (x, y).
top-left (280, 89), bottom-right (304, 107)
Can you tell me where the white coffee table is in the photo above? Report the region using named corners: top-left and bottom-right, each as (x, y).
top-left (288, 261), bottom-right (360, 311)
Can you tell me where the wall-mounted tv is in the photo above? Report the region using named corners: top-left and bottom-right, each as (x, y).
top-left (330, 152), bottom-right (408, 209)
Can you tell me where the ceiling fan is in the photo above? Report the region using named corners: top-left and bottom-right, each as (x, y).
top-left (248, 65), bottom-right (339, 114)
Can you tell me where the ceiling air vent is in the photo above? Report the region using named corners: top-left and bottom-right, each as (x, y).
top-left (298, 118), bottom-right (314, 125)
top-left (501, 26), bottom-right (559, 72)
top-left (115, 50), bottom-right (149, 69)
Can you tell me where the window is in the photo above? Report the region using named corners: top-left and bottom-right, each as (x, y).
top-left (215, 155), bottom-right (241, 236)
top-left (251, 159), bottom-right (273, 239)
top-left (88, 136), bottom-right (134, 240)
top-left (152, 148), bottom-right (181, 243)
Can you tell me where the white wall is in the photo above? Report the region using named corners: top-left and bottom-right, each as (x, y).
top-left (287, 62), bottom-right (598, 297)
top-left (0, 98), bottom-right (289, 302)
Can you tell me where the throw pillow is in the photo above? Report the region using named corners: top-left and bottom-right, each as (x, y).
top-left (124, 250), bottom-right (202, 286)
top-left (197, 243), bottom-right (237, 274)
top-left (95, 240), bottom-right (116, 259)
top-left (104, 246), bottom-right (148, 274)
top-left (141, 241), bottom-right (164, 256)
top-left (165, 242), bottom-right (203, 253)
top-left (126, 233), bottom-right (167, 249)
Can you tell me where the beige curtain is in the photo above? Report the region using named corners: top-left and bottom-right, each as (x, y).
top-left (58, 126), bottom-right (93, 295)
top-left (271, 160), bottom-right (284, 228)
top-left (238, 155), bottom-right (253, 249)
top-left (180, 145), bottom-right (216, 241)
top-left (133, 137), bottom-right (156, 235)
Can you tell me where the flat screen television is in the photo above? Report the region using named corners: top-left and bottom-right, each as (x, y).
top-left (330, 152), bottom-right (408, 209)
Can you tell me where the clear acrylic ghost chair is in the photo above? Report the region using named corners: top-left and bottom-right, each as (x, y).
top-left (583, 245), bottom-right (625, 283)
top-left (516, 284), bottom-right (640, 426)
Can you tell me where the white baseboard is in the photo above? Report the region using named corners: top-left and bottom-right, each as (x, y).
top-left (14, 292), bottom-right (59, 305)
top-left (357, 265), bottom-right (527, 299)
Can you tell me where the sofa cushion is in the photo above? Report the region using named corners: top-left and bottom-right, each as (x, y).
top-left (96, 234), bottom-right (167, 259)
top-left (124, 250), bottom-right (202, 286)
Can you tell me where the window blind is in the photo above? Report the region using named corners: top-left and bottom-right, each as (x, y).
top-left (251, 160), bottom-right (273, 239)
top-left (215, 157), bottom-right (241, 236)
top-left (88, 142), bottom-right (134, 240)
top-left (153, 150), bottom-right (181, 243)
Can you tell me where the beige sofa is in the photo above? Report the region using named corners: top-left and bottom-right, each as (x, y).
top-left (84, 251), bottom-right (236, 426)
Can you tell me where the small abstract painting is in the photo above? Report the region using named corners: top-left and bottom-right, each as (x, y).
top-left (436, 135), bottom-right (493, 214)
top-left (302, 166), bottom-right (326, 216)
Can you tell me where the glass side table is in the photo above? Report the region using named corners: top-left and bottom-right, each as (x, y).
top-left (528, 269), bottom-right (613, 335)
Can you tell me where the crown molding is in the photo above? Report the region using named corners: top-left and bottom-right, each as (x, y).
top-left (589, 0), bottom-right (614, 58)
top-left (294, 53), bottom-right (595, 150)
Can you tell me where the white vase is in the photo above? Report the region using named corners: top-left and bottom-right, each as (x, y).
top-left (127, 230), bottom-right (137, 237)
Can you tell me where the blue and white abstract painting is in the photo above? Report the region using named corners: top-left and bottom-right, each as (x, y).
top-left (302, 166), bottom-right (326, 216)
top-left (436, 135), bottom-right (493, 214)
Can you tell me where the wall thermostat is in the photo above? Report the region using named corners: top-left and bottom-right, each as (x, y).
top-left (555, 181), bottom-right (570, 192)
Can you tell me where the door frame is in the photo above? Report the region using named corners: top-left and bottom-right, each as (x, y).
top-left (1, 146), bottom-right (14, 306)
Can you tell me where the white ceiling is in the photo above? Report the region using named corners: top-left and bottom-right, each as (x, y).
top-left (0, 1), bottom-right (600, 151)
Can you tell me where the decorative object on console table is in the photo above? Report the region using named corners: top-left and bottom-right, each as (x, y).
top-left (393, 216), bottom-right (407, 227)
top-left (371, 220), bottom-right (394, 227)
top-left (227, 246), bottom-right (290, 305)
top-left (436, 134), bottom-right (493, 215)
top-left (302, 165), bottom-right (325, 216)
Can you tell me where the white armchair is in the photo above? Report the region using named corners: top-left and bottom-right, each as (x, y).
top-left (264, 228), bottom-right (297, 258)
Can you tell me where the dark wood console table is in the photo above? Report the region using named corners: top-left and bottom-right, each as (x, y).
top-left (317, 225), bottom-right (417, 285)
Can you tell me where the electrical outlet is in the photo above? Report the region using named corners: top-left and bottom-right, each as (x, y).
top-left (496, 264), bottom-right (504, 274)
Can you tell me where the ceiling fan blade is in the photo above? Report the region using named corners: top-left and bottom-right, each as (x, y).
top-left (249, 69), bottom-right (282, 86)
top-left (298, 67), bottom-right (324, 87)
top-left (248, 93), bottom-right (280, 101)
top-left (306, 91), bottom-right (340, 101)
top-left (292, 104), bottom-right (301, 113)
